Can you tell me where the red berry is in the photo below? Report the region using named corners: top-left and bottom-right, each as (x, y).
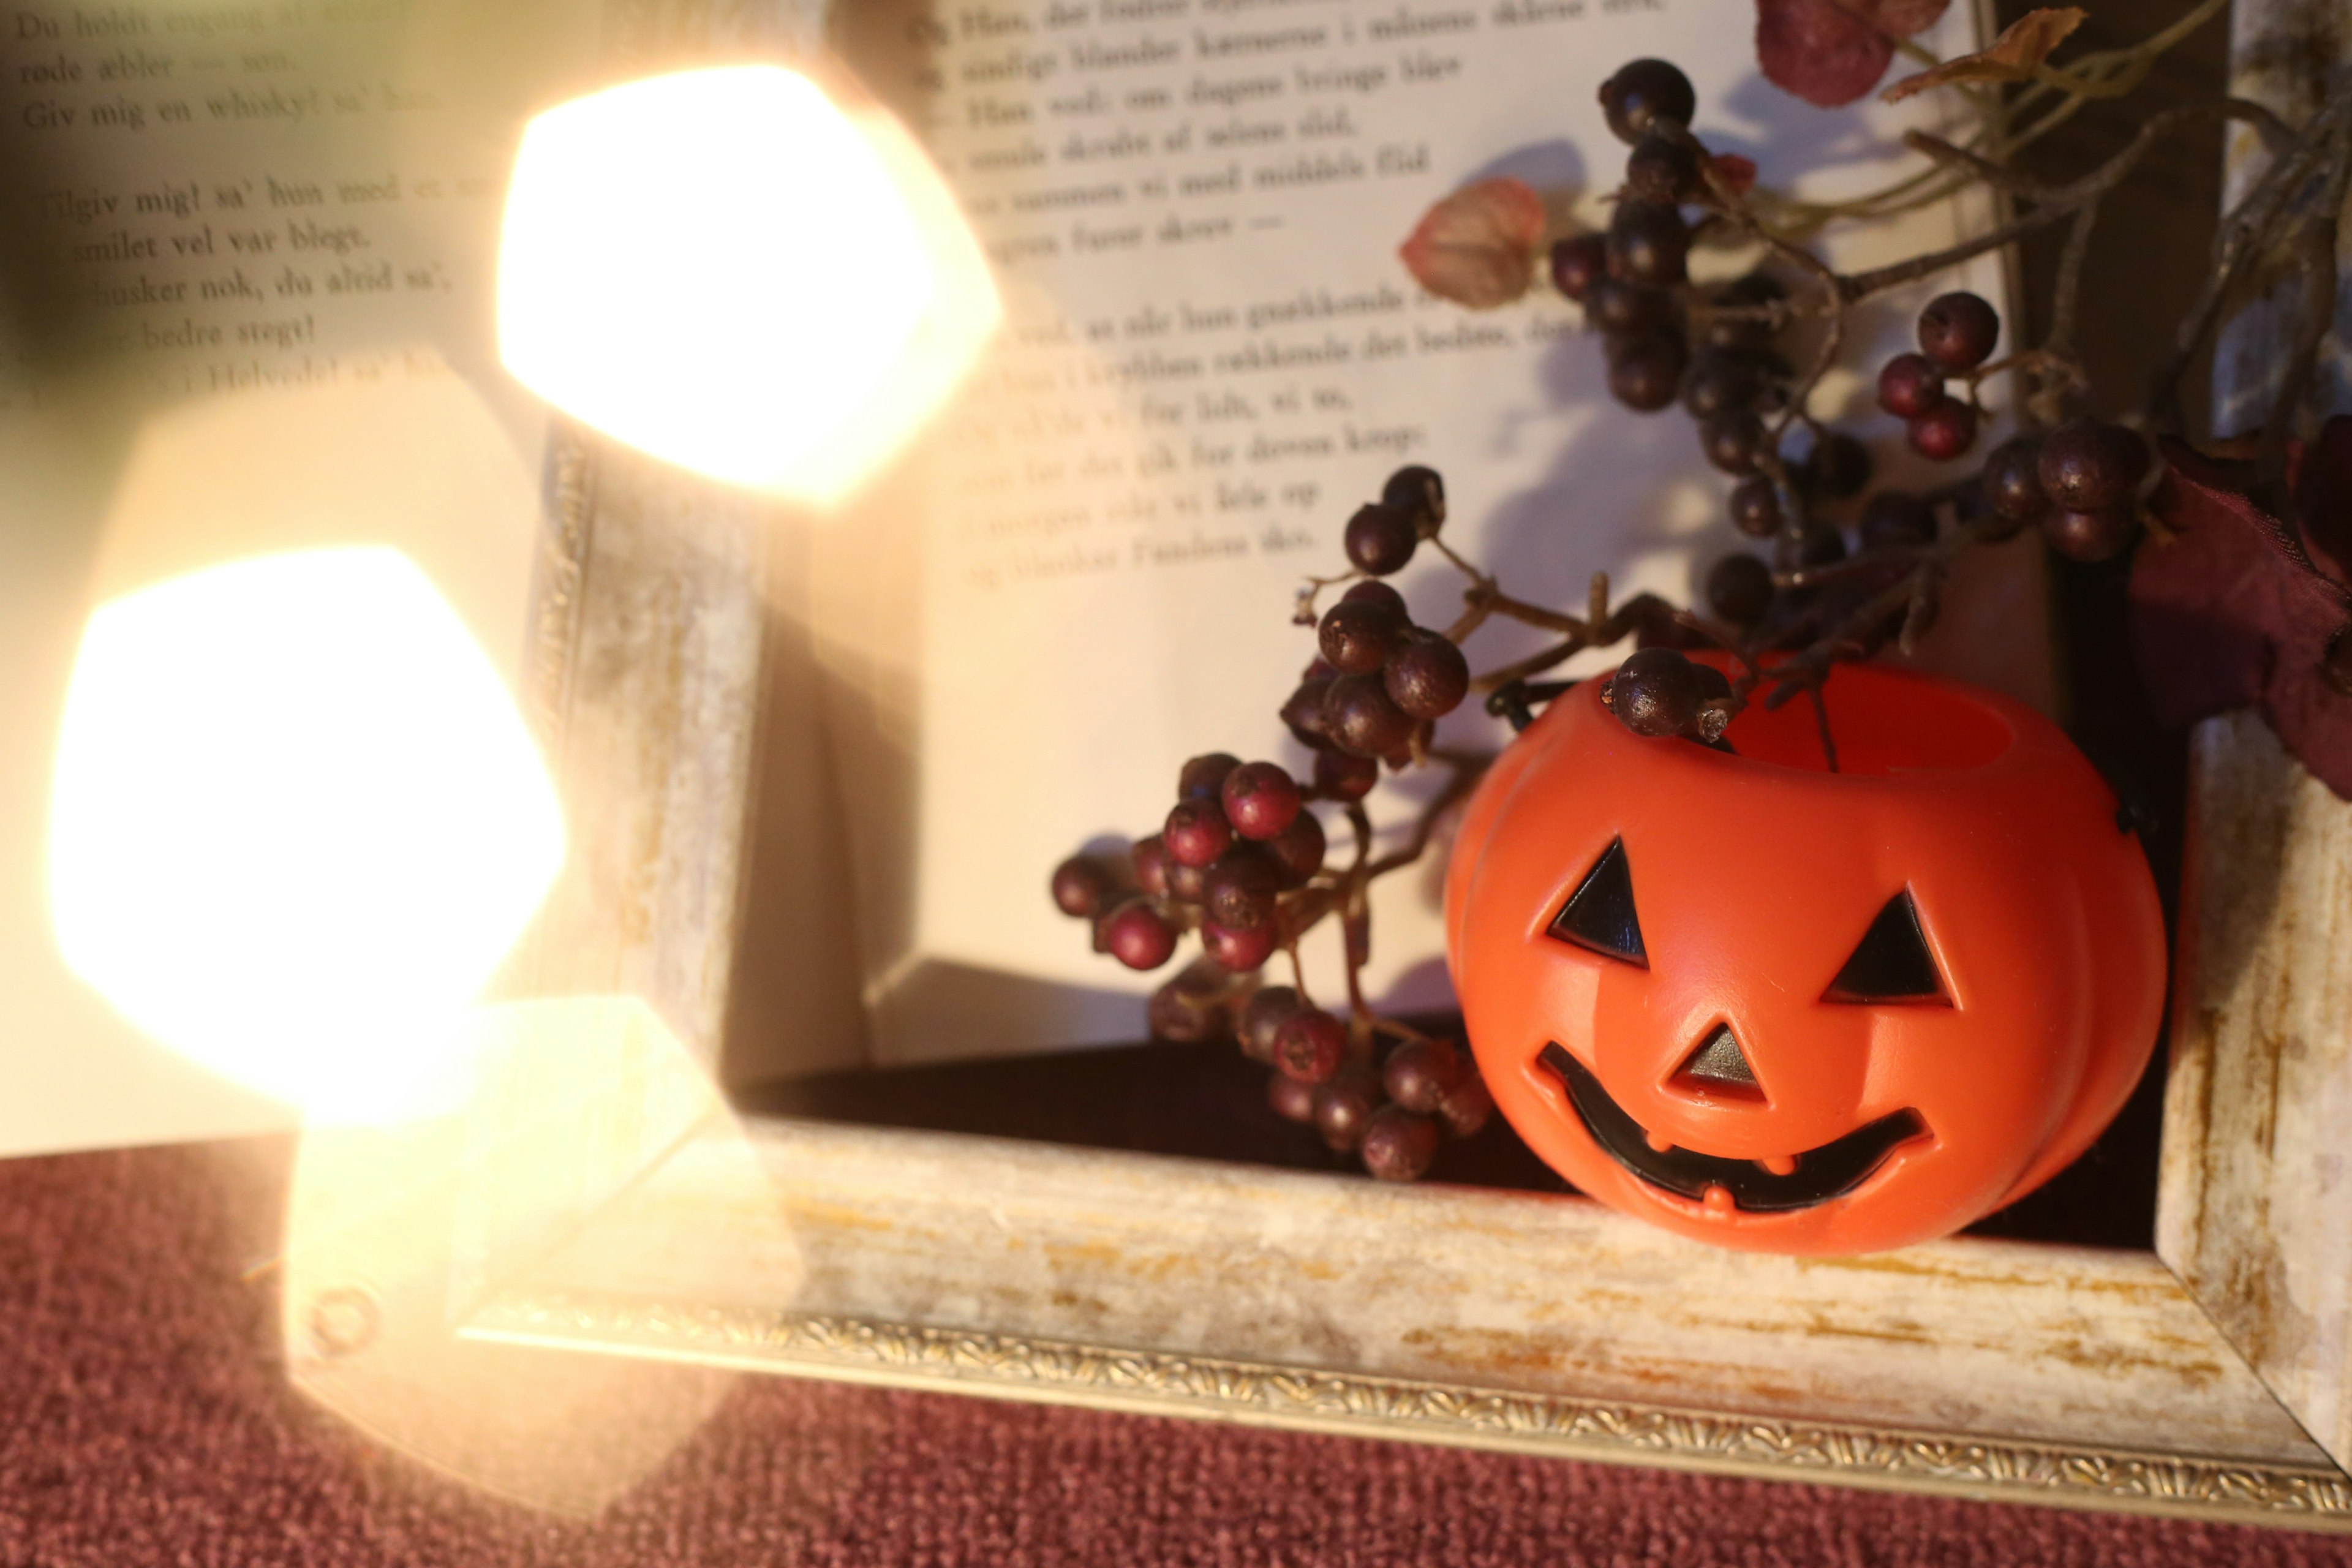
top-left (1704, 553), bottom-right (1774, 627)
top-left (1906, 399), bottom-right (1978, 461)
top-left (1166, 858), bottom-right (1205, 903)
top-left (1344, 502), bottom-right (1418, 575)
top-left (1607, 647), bottom-right (1704, 738)
top-left (1587, 277), bottom-right (1672, 335)
top-left (1050, 856), bottom-right (1111, 918)
top-left (1202, 846), bottom-right (1280, 931)
top-left (1176, 752), bottom-right (1240, 801)
top-left (1549, 233), bottom-right (1608, 301)
top-left (1607, 331), bottom-right (1686, 412)
top-left (1202, 920), bottom-right (1278, 972)
top-left (1701, 409), bottom-right (1767, 475)
top-left (1876, 353), bottom-right (1945, 419)
top-left (1147, 970), bottom-right (1226, 1042)
top-left (2043, 505), bottom-right (2137, 563)
top-left (1317, 598), bottom-right (1401, 675)
top-left (1728, 475), bottom-right (1782, 538)
top-left (1981, 435), bottom-right (2048, 522)
top-left (1360, 1107), bottom-right (1441, 1181)
top-left (1099, 899), bottom-right (1175, 971)
top-left (1262, 809), bottom-right (1327, 886)
top-left (1313, 748), bottom-right (1379, 802)
top-left (1341, 579), bottom-right (1409, 616)
top-left (1599, 58), bottom-right (1695, 145)
top-left (1131, 835), bottom-right (1171, 897)
top-left (2038, 418), bottom-right (2149, 513)
top-left (1268, 1072), bottom-right (1318, 1123)
top-left (1322, 673), bottom-right (1416, 757)
top-left (1383, 1039), bottom-right (1468, 1114)
top-left (1274, 1008), bottom-right (1346, 1084)
top-left (1164, 798), bottom-right (1233, 869)
top-left (1606, 200), bottom-right (1689, 287)
top-left (1221, 761), bottom-right (1302, 840)
top-left (1383, 629), bottom-right (1470, 720)
top-left (1917, 290), bottom-right (2000, 372)
top-left (1436, 1077), bottom-right (1494, 1137)
top-left (1280, 678), bottom-right (1336, 749)
top-left (1239, 986), bottom-right (1303, 1063)
top-left (1313, 1067), bottom-right (1384, 1152)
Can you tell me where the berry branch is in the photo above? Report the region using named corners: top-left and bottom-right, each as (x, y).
top-left (1050, 39), bottom-right (2352, 1183)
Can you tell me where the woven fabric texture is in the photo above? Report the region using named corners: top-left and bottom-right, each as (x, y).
top-left (3, 1136), bottom-right (2350, 1568)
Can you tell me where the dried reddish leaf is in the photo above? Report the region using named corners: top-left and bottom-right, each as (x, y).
top-left (1397, 178), bottom-right (1547, 310)
top-left (1756, 0), bottom-right (1953, 108)
top-left (1882, 7), bottom-right (2085, 102)
top-left (2130, 421), bottom-right (2352, 799)
top-left (1709, 153), bottom-right (1759, 197)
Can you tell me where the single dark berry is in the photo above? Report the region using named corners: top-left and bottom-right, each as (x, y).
top-left (1239, 986), bottom-right (1303, 1063)
top-left (1701, 408), bottom-right (1768, 475)
top-left (1313, 747), bottom-right (1379, 801)
top-left (1586, 277), bottom-right (1673, 334)
top-left (1313, 1066), bottom-right (1384, 1152)
top-left (1705, 552), bottom-right (1775, 626)
top-left (1343, 502), bottom-right (1418, 576)
top-left (1148, 961), bottom-right (1231, 1041)
top-left (1906, 398), bottom-right (1978, 462)
top-left (1550, 233), bottom-right (1608, 301)
top-left (1858, 491), bottom-right (1937, 551)
top-left (1681, 353), bottom-right (1766, 419)
top-left (1050, 855), bottom-right (1112, 918)
top-left (1166, 858), bottom-right (1205, 903)
top-left (1383, 1039), bottom-right (1468, 1114)
top-left (1381, 464), bottom-right (1447, 536)
top-left (2043, 505), bottom-right (2137, 563)
top-left (2038, 418), bottom-right (2148, 513)
top-left (1383, 628), bottom-right (1471, 720)
top-left (1436, 1077), bottom-right (1494, 1138)
top-left (1917, 290), bottom-right (2000, 372)
top-left (1691, 661), bottom-right (1733, 702)
top-left (1201, 920), bottom-right (1277, 973)
top-left (1599, 58), bottom-right (1696, 145)
top-left (1131, 834), bottom-right (1171, 897)
top-left (1803, 432), bottom-right (1872, 499)
top-left (1163, 797), bottom-right (1233, 869)
top-left (1323, 673), bottom-right (1417, 757)
top-left (1607, 646), bottom-right (1704, 737)
top-left (1280, 677), bottom-right (1336, 748)
top-left (1606, 201), bottom-right (1689, 287)
top-left (1262, 808), bottom-right (1327, 886)
top-left (1177, 752), bottom-right (1241, 801)
top-left (1099, 899), bottom-right (1176, 971)
top-left (1360, 1106), bottom-right (1441, 1181)
top-left (1340, 579), bottom-right (1409, 616)
top-left (1607, 331), bottom-right (1687, 412)
top-left (1317, 598), bottom-right (1401, 675)
top-left (1702, 273), bottom-right (1784, 353)
top-left (1268, 1072), bottom-right (1318, 1124)
top-left (1221, 761), bottom-right (1302, 840)
top-left (1981, 435), bottom-right (2048, 521)
top-left (1626, 130), bottom-right (1702, 203)
top-left (1274, 1008), bottom-right (1347, 1084)
top-left (1876, 352), bottom-right (1946, 419)
top-left (1203, 846), bottom-right (1280, 931)
top-left (1728, 475), bottom-right (1784, 538)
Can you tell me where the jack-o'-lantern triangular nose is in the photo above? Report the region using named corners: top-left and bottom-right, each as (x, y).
top-left (1672, 1024), bottom-right (1764, 1101)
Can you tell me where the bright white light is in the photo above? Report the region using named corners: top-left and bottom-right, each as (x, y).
top-left (498, 64), bottom-right (1000, 500)
top-left (48, 547), bottom-right (565, 1120)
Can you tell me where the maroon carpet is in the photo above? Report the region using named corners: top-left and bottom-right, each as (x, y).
top-left (3, 1138), bottom-right (2348, 1567)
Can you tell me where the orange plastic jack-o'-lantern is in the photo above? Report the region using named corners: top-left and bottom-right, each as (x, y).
top-left (1444, 654), bottom-right (2163, 1256)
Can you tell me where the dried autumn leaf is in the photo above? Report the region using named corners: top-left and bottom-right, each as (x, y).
top-left (1882, 7), bottom-right (2085, 103)
top-left (2130, 422), bottom-right (2352, 799)
top-left (1756, 0), bottom-right (1953, 109)
top-left (1398, 177), bottom-right (1547, 310)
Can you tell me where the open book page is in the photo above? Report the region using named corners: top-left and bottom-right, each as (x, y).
top-left (795, 0), bottom-right (2040, 1071)
top-left (0, 0), bottom-right (600, 1155)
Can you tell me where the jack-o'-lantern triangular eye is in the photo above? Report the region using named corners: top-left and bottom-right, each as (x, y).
top-left (1825, 891), bottom-right (1949, 1005)
top-left (1548, 838), bottom-right (1646, 967)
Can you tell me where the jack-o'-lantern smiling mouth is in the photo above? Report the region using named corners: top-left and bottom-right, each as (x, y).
top-left (1538, 1044), bottom-right (1928, 1214)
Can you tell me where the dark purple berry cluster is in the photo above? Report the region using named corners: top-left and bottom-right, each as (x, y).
top-left (1048, 464), bottom-right (1492, 1182)
top-left (1246, 987), bottom-right (1493, 1181)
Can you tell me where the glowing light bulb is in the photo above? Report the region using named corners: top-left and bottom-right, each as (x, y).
top-left (497, 64), bottom-right (1000, 502)
top-left (47, 547), bottom-right (565, 1120)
